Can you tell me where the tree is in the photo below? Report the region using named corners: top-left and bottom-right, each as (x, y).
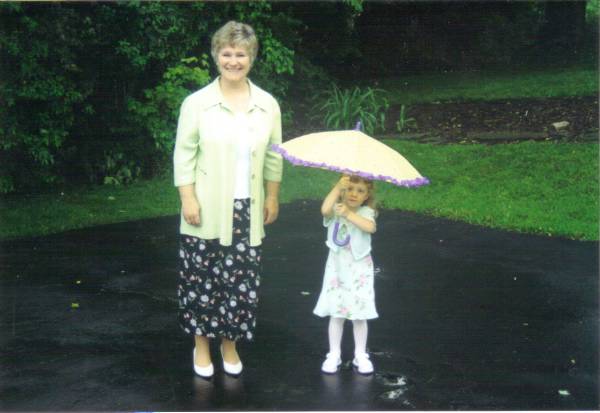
top-left (0, 1), bottom-right (297, 192)
top-left (540, 0), bottom-right (588, 59)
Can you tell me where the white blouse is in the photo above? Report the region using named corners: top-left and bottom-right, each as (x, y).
top-left (232, 112), bottom-right (252, 199)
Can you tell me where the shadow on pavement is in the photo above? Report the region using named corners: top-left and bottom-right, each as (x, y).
top-left (1, 200), bottom-right (598, 410)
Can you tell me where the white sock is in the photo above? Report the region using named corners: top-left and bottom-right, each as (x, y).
top-left (328, 317), bottom-right (345, 356)
top-left (352, 319), bottom-right (368, 356)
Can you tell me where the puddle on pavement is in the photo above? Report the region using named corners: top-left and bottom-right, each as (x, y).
top-left (370, 350), bottom-right (393, 358)
top-left (376, 371), bottom-right (416, 407)
top-left (376, 372), bottom-right (408, 387)
top-left (379, 388), bottom-right (416, 409)
top-left (380, 388), bottom-right (405, 399)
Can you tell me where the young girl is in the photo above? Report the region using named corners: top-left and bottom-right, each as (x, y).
top-left (313, 175), bottom-right (378, 375)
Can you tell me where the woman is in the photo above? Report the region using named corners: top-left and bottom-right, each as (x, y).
top-left (173, 21), bottom-right (283, 378)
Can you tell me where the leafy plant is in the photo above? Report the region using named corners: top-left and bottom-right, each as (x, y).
top-left (128, 55), bottom-right (211, 157)
top-left (587, 0), bottom-right (599, 21)
top-left (395, 104), bottom-right (418, 132)
top-left (101, 150), bottom-right (141, 186)
top-left (0, 2), bottom-right (297, 193)
top-left (313, 85), bottom-right (389, 135)
top-left (343, 0), bottom-right (364, 14)
top-left (0, 3), bottom-right (90, 193)
top-left (0, 175), bottom-right (15, 194)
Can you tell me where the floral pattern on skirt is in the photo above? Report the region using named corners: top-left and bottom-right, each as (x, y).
top-left (313, 242), bottom-right (378, 320)
top-left (177, 199), bottom-right (261, 341)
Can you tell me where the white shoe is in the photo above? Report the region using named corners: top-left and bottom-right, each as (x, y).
top-left (321, 352), bottom-right (342, 374)
top-left (352, 352), bottom-right (374, 375)
top-left (220, 345), bottom-right (243, 376)
top-left (193, 348), bottom-right (214, 378)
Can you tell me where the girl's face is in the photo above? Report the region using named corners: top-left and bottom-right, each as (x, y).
top-left (342, 180), bottom-right (370, 210)
top-left (217, 45), bottom-right (251, 83)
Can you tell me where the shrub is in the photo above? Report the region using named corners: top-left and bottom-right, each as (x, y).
top-left (0, 2), bottom-right (297, 193)
top-left (128, 56), bottom-right (211, 158)
top-left (312, 85), bottom-right (389, 135)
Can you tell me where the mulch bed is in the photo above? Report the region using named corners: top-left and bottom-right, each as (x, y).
top-left (384, 95), bottom-right (599, 143)
top-left (286, 96), bottom-right (598, 144)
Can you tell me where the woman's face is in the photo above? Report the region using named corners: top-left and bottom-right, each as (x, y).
top-left (217, 45), bottom-right (251, 83)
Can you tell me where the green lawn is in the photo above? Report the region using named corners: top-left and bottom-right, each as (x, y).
top-left (2, 141), bottom-right (597, 241)
top-left (376, 67), bottom-right (598, 105)
top-left (0, 175), bottom-right (180, 240)
top-left (281, 141), bottom-right (599, 240)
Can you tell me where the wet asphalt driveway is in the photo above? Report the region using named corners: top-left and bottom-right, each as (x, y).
top-left (1, 200), bottom-right (598, 411)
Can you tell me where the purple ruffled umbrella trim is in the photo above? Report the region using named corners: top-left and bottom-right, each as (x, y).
top-left (271, 144), bottom-right (430, 187)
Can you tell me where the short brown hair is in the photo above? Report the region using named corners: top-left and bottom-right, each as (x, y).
top-left (211, 21), bottom-right (258, 65)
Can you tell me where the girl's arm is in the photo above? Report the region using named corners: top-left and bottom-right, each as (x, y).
top-left (321, 177), bottom-right (349, 217)
top-left (335, 204), bottom-right (376, 234)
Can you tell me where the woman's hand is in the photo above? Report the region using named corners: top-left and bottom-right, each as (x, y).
top-left (178, 184), bottom-right (201, 226)
top-left (263, 196), bottom-right (279, 225)
top-left (182, 197), bottom-right (202, 226)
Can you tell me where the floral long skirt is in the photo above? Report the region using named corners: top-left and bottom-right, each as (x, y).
top-left (177, 199), bottom-right (261, 341)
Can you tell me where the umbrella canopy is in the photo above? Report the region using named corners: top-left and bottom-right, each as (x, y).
top-left (272, 130), bottom-right (429, 187)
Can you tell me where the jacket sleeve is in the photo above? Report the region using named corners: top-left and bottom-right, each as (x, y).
top-left (263, 98), bottom-right (283, 183)
top-left (173, 96), bottom-right (199, 187)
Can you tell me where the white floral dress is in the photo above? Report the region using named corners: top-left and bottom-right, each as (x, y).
top-left (313, 206), bottom-right (378, 320)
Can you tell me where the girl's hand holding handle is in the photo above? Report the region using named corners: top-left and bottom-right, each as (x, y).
top-left (336, 176), bottom-right (350, 192)
top-left (321, 176), bottom-right (350, 218)
top-left (334, 203), bottom-right (349, 218)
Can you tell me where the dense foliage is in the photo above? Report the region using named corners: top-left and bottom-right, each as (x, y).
top-left (0, 1), bottom-right (302, 193)
top-left (0, 1), bottom-right (596, 194)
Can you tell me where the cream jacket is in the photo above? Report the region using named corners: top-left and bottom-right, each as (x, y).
top-left (173, 77), bottom-right (283, 246)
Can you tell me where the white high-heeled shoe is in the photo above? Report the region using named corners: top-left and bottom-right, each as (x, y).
top-left (220, 345), bottom-right (243, 376)
top-left (193, 347), bottom-right (214, 378)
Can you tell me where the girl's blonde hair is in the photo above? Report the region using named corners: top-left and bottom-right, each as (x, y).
top-left (342, 174), bottom-right (377, 211)
top-left (211, 21), bottom-right (259, 65)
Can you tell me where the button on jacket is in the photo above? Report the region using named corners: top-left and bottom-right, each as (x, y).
top-left (173, 77), bottom-right (283, 246)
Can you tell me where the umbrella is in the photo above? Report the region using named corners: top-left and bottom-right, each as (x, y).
top-left (271, 129), bottom-right (429, 188)
top-left (272, 126), bottom-right (429, 247)
top-left (272, 127), bottom-right (429, 246)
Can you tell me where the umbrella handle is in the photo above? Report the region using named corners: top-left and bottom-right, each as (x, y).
top-left (332, 221), bottom-right (350, 247)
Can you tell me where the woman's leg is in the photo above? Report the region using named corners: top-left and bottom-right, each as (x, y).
top-left (221, 337), bottom-right (241, 364)
top-left (194, 335), bottom-right (212, 367)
